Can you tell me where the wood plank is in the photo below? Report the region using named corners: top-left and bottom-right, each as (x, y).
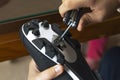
top-left (70, 15), bottom-right (120, 42)
top-left (0, 13), bottom-right (62, 35)
top-left (0, 32), bottom-right (28, 61)
top-left (0, 13), bottom-right (120, 62)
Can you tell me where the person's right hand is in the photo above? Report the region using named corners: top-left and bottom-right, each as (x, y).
top-left (59, 0), bottom-right (120, 31)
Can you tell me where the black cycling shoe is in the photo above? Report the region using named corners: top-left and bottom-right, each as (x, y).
top-left (19, 19), bottom-right (100, 80)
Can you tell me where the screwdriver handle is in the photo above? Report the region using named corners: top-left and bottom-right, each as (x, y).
top-left (63, 10), bottom-right (72, 24)
top-left (63, 7), bottom-right (92, 28)
top-left (75, 8), bottom-right (92, 28)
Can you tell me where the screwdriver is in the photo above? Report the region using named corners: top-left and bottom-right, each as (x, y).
top-left (54, 8), bottom-right (91, 47)
top-left (60, 7), bottom-right (92, 40)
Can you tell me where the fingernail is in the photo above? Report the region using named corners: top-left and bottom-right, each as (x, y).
top-left (54, 65), bottom-right (63, 74)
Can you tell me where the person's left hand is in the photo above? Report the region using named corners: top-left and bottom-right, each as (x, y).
top-left (28, 60), bottom-right (64, 80)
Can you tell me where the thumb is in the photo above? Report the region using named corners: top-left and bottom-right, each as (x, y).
top-left (36, 64), bottom-right (64, 80)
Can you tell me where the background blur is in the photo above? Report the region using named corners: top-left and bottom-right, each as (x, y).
top-left (0, 0), bottom-right (120, 80)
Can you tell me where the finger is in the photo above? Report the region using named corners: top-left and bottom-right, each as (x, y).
top-left (77, 13), bottom-right (92, 31)
top-left (28, 59), bottom-right (40, 80)
top-left (59, 0), bottom-right (92, 17)
top-left (29, 59), bottom-right (39, 73)
top-left (37, 64), bottom-right (64, 80)
top-left (77, 10), bottom-right (105, 31)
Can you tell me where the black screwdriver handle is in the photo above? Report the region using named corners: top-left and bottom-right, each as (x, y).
top-left (63, 10), bottom-right (72, 25)
top-left (75, 8), bottom-right (92, 28)
top-left (63, 7), bottom-right (92, 28)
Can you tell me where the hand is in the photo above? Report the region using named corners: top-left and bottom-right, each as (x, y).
top-left (59, 0), bottom-right (119, 31)
top-left (28, 60), bottom-right (64, 80)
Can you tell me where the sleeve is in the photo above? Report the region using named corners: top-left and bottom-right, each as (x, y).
top-left (86, 37), bottom-right (108, 61)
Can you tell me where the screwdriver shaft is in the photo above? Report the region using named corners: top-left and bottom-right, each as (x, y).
top-left (59, 23), bottom-right (73, 40)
